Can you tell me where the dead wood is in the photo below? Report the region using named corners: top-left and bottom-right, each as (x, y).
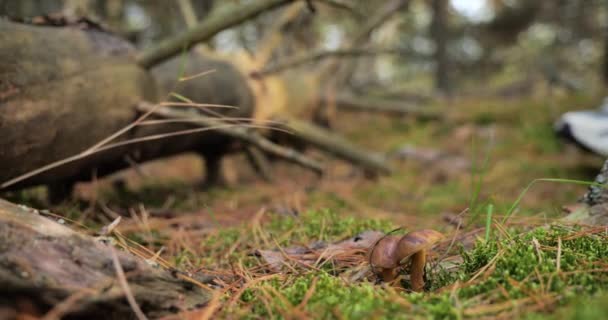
top-left (0, 198), bottom-right (211, 319)
top-left (136, 102), bottom-right (324, 174)
top-left (253, 48), bottom-right (403, 77)
top-left (0, 20), bottom-right (256, 191)
top-left (245, 146), bottom-right (275, 182)
top-left (136, 0), bottom-right (297, 69)
top-left (0, 17), bottom-right (396, 196)
top-left (274, 117), bottom-right (393, 175)
top-left (0, 19), bottom-right (155, 189)
top-left (349, 0), bottom-right (410, 48)
top-left (313, 0), bottom-right (363, 17)
top-left (324, 93), bottom-right (441, 118)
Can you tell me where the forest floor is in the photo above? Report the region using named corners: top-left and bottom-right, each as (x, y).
top-left (7, 92), bottom-right (608, 319)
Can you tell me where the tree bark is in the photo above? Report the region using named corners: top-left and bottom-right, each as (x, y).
top-left (0, 20), bottom-right (255, 190)
top-left (430, 0), bottom-right (450, 94)
top-left (603, 0), bottom-right (608, 87)
top-left (0, 198), bottom-right (211, 319)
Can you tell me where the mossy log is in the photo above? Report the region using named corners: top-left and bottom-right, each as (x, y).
top-left (0, 19), bottom-right (254, 191)
top-left (0, 198), bottom-right (211, 319)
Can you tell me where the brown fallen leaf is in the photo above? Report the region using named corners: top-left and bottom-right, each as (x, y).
top-left (255, 230), bottom-right (385, 272)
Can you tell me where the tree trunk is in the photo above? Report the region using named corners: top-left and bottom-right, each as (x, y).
top-left (430, 0), bottom-right (450, 94)
top-left (603, 0), bottom-right (608, 88)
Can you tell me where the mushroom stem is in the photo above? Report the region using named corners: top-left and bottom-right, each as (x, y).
top-left (409, 249), bottom-right (426, 292)
top-left (380, 268), bottom-right (398, 282)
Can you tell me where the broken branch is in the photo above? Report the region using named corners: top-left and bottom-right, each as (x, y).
top-left (137, 102), bottom-right (324, 174)
top-left (326, 94), bottom-right (441, 118)
top-left (136, 0), bottom-right (296, 68)
top-left (274, 116), bottom-right (393, 175)
top-left (253, 48), bottom-right (403, 76)
top-left (313, 0), bottom-right (363, 17)
top-left (245, 146), bottom-right (275, 182)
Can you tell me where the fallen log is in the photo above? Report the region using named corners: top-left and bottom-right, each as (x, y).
top-left (0, 198), bottom-right (211, 319)
top-left (0, 19), bottom-right (259, 192)
top-left (0, 15), bottom-right (394, 198)
top-left (0, 0), bottom-right (302, 192)
top-left (0, 19), bottom-right (155, 190)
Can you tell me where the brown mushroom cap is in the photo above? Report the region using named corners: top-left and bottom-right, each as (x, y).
top-left (369, 229), bottom-right (444, 288)
top-left (395, 229), bottom-right (444, 264)
top-left (369, 235), bottom-right (401, 269)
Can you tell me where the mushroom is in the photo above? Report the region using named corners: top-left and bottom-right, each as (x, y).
top-left (369, 229), bottom-right (444, 292)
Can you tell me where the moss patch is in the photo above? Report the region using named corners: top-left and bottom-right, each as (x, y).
top-left (219, 219), bottom-right (608, 319)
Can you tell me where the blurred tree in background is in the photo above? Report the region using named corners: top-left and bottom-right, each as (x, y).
top-left (2, 0), bottom-right (607, 98)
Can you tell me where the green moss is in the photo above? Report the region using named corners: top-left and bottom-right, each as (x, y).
top-left (239, 273), bottom-right (420, 319)
top-left (195, 209), bottom-right (395, 271)
top-left (265, 209), bottom-right (393, 243)
top-left (225, 223), bottom-right (608, 319)
top-left (527, 292), bottom-right (608, 319)
top-left (231, 209), bottom-right (391, 246)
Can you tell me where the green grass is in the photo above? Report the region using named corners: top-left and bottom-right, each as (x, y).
top-left (503, 178), bottom-right (604, 223)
